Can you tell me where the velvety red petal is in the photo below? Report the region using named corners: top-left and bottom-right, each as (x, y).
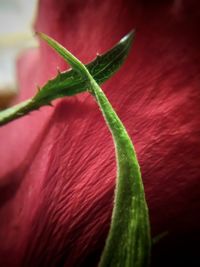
top-left (0, 0), bottom-right (200, 266)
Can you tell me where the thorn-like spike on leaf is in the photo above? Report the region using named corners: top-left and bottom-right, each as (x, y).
top-left (57, 67), bottom-right (61, 75)
top-left (47, 102), bottom-right (53, 107)
top-left (96, 53), bottom-right (101, 60)
top-left (36, 84), bottom-right (41, 92)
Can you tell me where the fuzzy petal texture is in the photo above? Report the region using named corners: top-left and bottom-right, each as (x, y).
top-left (0, 0), bottom-right (200, 266)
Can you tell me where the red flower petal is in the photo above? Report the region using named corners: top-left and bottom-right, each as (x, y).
top-left (0, 0), bottom-right (200, 266)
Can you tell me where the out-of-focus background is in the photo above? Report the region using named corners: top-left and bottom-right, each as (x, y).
top-left (0, 0), bottom-right (37, 108)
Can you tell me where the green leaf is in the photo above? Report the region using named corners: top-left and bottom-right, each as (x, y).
top-left (0, 31), bottom-right (134, 126)
top-left (34, 31), bottom-right (134, 103)
top-left (40, 33), bottom-right (151, 267)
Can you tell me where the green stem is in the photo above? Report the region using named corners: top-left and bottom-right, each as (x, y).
top-left (0, 98), bottom-right (38, 126)
top-left (39, 32), bottom-right (151, 267)
top-left (89, 78), bottom-right (151, 267)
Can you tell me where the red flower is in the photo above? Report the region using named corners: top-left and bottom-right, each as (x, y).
top-left (0, 0), bottom-right (200, 266)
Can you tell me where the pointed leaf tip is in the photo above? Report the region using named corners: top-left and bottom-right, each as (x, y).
top-left (120, 30), bottom-right (135, 44)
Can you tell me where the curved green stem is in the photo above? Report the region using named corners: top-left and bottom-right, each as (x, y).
top-left (39, 32), bottom-right (151, 267)
top-left (0, 98), bottom-right (36, 126)
top-left (90, 79), bottom-right (151, 267)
